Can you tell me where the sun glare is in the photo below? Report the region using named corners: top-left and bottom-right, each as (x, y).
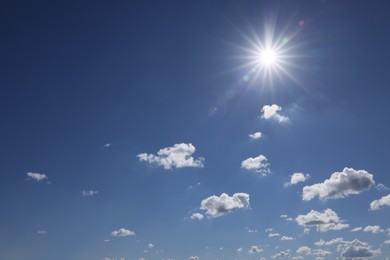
top-left (259, 48), bottom-right (278, 66)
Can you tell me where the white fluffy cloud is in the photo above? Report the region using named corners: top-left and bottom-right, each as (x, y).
top-left (137, 143), bottom-right (204, 170)
top-left (370, 194), bottom-right (390, 211)
top-left (81, 190), bottom-right (99, 197)
top-left (302, 167), bottom-right (374, 201)
top-left (27, 172), bottom-right (48, 182)
top-left (190, 213), bottom-right (204, 220)
top-left (296, 246), bottom-right (311, 255)
top-left (295, 208), bottom-right (349, 232)
top-left (241, 155), bottom-right (270, 173)
top-left (261, 104), bottom-right (289, 123)
top-left (249, 132), bottom-right (262, 140)
top-left (248, 245), bottom-right (263, 254)
top-left (200, 193), bottom-right (250, 218)
top-left (339, 239), bottom-right (381, 259)
top-left (285, 173), bottom-right (310, 187)
top-left (111, 228), bottom-right (135, 237)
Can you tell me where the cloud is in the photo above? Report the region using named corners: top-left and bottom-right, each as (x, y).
top-left (188, 257), bottom-right (199, 260)
top-left (339, 239), bottom-right (381, 259)
top-left (190, 213), bottom-right (204, 220)
top-left (363, 225), bottom-right (383, 234)
top-left (241, 154), bottom-right (270, 173)
top-left (261, 104), bottom-right (289, 123)
top-left (302, 167), bottom-right (375, 201)
top-left (148, 243), bottom-right (154, 248)
top-left (350, 227), bottom-right (363, 232)
top-left (111, 228), bottom-right (135, 237)
top-left (272, 250), bottom-right (291, 259)
top-left (313, 249), bottom-right (331, 256)
top-left (27, 172), bottom-right (48, 182)
top-left (370, 194), bottom-right (390, 211)
top-left (295, 208), bottom-right (349, 232)
top-left (81, 190), bottom-right (99, 197)
top-left (296, 246), bottom-right (311, 255)
top-left (137, 143), bottom-right (204, 170)
top-left (248, 245), bottom-right (263, 254)
top-left (200, 193), bottom-right (250, 218)
top-left (281, 236), bottom-right (294, 240)
top-left (384, 240), bottom-right (390, 244)
top-left (285, 173), bottom-right (310, 187)
top-left (237, 247), bottom-right (243, 253)
top-left (104, 143), bottom-right (111, 148)
top-left (249, 132), bottom-right (262, 140)
top-left (37, 230), bottom-right (47, 235)
top-left (269, 232), bottom-right (280, 237)
top-left (315, 238), bottom-right (346, 246)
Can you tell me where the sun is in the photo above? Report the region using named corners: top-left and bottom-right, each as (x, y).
top-left (258, 48), bottom-right (278, 66)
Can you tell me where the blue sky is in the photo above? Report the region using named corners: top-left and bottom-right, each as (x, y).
top-left (1, 1), bottom-right (390, 259)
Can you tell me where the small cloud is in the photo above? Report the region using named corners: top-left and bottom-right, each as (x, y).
top-left (350, 227), bottom-right (362, 232)
top-left (148, 243), bottom-right (154, 248)
top-left (249, 132), bottom-right (262, 140)
top-left (284, 172), bottom-right (310, 187)
top-left (190, 213), bottom-right (204, 220)
top-left (370, 194), bottom-right (390, 211)
top-left (295, 208), bottom-right (349, 232)
top-left (111, 228), bottom-right (135, 237)
top-left (81, 190), bottom-right (99, 197)
top-left (261, 104), bottom-right (289, 123)
top-left (199, 193), bottom-right (250, 218)
top-left (248, 245), bottom-right (263, 254)
top-left (104, 239), bottom-right (110, 242)
top-left (208, 107), bottom-right (218, 117)
top-left (104, 143), bottom-right (111, 148)
top-left (384, 240), bottom-right (390, 244)
top-left (281, 236), bottom-right (294, 240)
top-left (27, 172), bottom-right (48, 182)
top-left (247, 229), bottom-right (258, 233)
top-left (241, 154), bottom-right (270, 173)
top-left (272, 250), bottom-right (291, 259)
top-left (363, 225), bottom-right (384, 234)
top-left (296, 246), bottom-right (311, 255)
top-left (314, 238), bottom-right (345, 246)
top-left (302, 167), bottom-right (375, 201)
top-left (237, 247), bottom-right (243, 253)
top-left (137, 143), bottom-right (204, 170)
top-left (269, 232), bottom-right (280, 238)
top-left (37, 230), bottom-right (47, 235)
top-left (376, 183), bottom-right (389, 191)
top-left (188, 256), bottom-right (199, 260)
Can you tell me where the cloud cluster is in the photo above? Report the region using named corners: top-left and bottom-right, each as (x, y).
top-left (295, 208), bottom-right (349, 232)
top-left (249, 132), bottom-right (262, 140)
top-left (272, 250), bottom-right (291, 259)
top-left (296, 246), bottom-right (311, 255)
top-left (261, 104), bottom-right (289, 123)
top-left (137, 143), bottom-right (204, 170)
top-left (339, 239), bottom-right (381, 259)
top-left (200, 193), bottom-right (250, 218)
top-left (111, 228), bottom-right (135, 237)
top-left (302, 168), bottom-right (374, 201)
top-left (370, 194), bottom-right (390, 211)
top-left (27, 172), bottom-right (48, 182)
top-left (315, 238), bottom-right (345, 246)
top-left (241, 155), bottom-right (270, 173)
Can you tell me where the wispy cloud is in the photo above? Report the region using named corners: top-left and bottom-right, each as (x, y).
top-left (261, 104), bottom-right (289, 123)
top-left (81, 190), bottom-right (99, 197)
top-left (137, 143), bottom-right (204, 170)
top-left (302, 167), bottom-right (374, 201)
top-left (200, 193), bottom-right (250, 218)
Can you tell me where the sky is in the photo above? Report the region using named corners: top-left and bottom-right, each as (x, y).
top-left (1, 0), bottom-right (390, 260)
